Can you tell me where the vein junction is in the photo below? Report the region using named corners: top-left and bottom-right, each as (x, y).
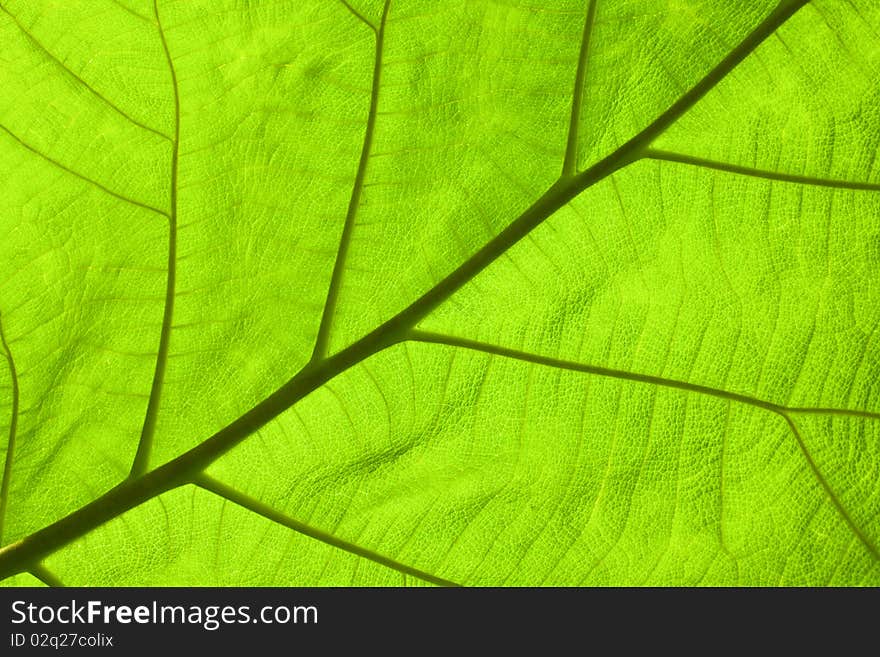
top-left (0, 311), bottom-right (20, 547)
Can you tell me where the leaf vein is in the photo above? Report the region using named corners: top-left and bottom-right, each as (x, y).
top-left (194, 474), bottom-right (458, 587)
top-left (0, 0), bottom-right (817, 580)
top-left (311, 0), bottom-right (391, 361)
top-left (0, 124), bottom-right (170, 217)
top-left (646, 149), bottom-right (880, 191)
top-left (29, 562), bottom-right (64, 587)
top-left (782, 416), bottom-right (880, 561)
top-left (407, 331), bottom-right (880, 420)
top-left (0, 312), bottom-right (20, 546)
top-left (129, 0), bottom-right (180, 478)
top-left (339, 0), bottom-right (377, 32)
top-left (409, 331), bottom-right (880, 563)
top-left (562, 0), bottom-right (598, 177)
top-left (0, 3), bottom-right (170, 141)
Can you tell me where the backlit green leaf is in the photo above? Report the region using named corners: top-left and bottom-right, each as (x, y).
top-left (0, 0), bottom-right (878, 586)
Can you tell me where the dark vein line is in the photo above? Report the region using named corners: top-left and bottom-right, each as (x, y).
top-left (0, 336), bottom-right (395, 580)
top-left (339, 0), bottom-right (377, 32)
top-left (615, 0), bottom-right (810, 153)
top-left (0, 312), bottom-right (20, 546)
top-left (411, 331), bottom-right (880, 561)
top-left (129, 0), bottom-right (179, 479)
top-left (29, 563), bottom-right (65, 587)
top-left (783, 415), bottom-right (880, 561)
top-left (194, 474), bottom-right (458, 587)
top-left (646, 149), bottom-right (880, 192)
top-left (0, 4), bottom-right (171, 141)
top-left (407, 332), bottom-right (880, 422)
top-left (335, 0), bottom-right (812, 343)
top-left (562, 0), bottom-right (598, 177)
top-left (311, 0), bottom-right (390, 361)
top-left (718, 405), bottom-right (731, 555)
top-left (408, 330), bottom-right (785, 414)
top-left (0, 124), bottom-right (169, 217)
top-left (0, 0), bottom-right (810, 580)
top-left (109, 0), bottom-right (155, 24)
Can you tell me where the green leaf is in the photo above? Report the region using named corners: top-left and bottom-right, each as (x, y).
top-left (0, 0), bottom-right (878, 586)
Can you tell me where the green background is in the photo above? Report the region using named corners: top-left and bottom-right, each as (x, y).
top-left (0, 0), bottom-right (878, 586)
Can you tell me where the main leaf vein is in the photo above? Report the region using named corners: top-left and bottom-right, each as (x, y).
top-left (646, 149), bottom-right (880, 191)
top-left (0, 0), bottom-right (826, 582)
